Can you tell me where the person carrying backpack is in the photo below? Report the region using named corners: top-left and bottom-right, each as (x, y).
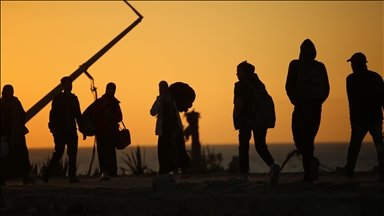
top-left (285, 39), bottom-right (330, 183)
top-left (87, 82), bottom-right (122, 180)
top-left (233, 61), bottom-right (280, 183)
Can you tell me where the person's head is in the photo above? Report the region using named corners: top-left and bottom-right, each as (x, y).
top-left (105, 82), bottom-right (116, 96)
top-left (299, 39), bottom-right (317, 60)
top-left (169, 82), bottom-right (195, 112)
top-left (60, 76), bottom-right (73, 93)
top-left (1, 84), bottom-right (14, 100)
top-left (347, 52), bottom-right (368, 72)
top-left (159, 80), bottom-right (169, 95)
top-left (237, 61), bottom-right (255, 80)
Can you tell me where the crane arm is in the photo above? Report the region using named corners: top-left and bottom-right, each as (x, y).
top-left (25, 1), bottom-right (143, 123)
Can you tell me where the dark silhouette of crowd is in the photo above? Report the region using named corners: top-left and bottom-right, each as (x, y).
top-left (1, 39), bottom-right (383, 186)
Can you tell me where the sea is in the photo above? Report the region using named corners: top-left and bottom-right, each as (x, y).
top-left (28, 143), bottom-right (379, 176)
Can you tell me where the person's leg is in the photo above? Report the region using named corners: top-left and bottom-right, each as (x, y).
top-left (104, 134), bottom-right (117, 178)
top-left (253, 128), bottom-right (274, 166)
top-left (368, 120), bottom-right (384, 177)
top-left (253, 128), bottom-right (280, 183)
top-left (8, 137), bottom-right (29, 179)
top-left (67, 131), bottom-right (78, 181)
top-left (292, 106), bottom-right (321, 181)
top-left (1, 157), bottom-right (7, 185)
top-left (292, 108), bottom-right (311, 179)
top-left (1, 146), bottom-right (13, 185)
top-left (345, 123), bottom-right (368, 175)
top-left (43, 133), bottom-right (66, 183)
top-left (307, 108), bottom-right (321, 181)
top-left (174, 130), bottom-right (191, 169)
top-left (18, 135), bottom-right (34, 184)
top-left (96, 135), bottom-right (108, 175)
top-left (172, 130), bottom-right (191, 178)
top-left (157, 134), bottom-right (175, 174)
top-left (157, 136), bottom-right (163, 174)
top-left (238, 125), bottom-right (252, 176)
top-left (108, 134), bottom-right (118, 177)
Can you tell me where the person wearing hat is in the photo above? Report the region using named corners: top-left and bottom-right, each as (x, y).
top-left (336, 52), bottom-right (384, 182)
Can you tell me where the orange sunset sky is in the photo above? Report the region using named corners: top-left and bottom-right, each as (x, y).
top-left (1, 1), bottom-right (383, 149)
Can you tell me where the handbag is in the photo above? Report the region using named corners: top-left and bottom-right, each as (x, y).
top-left (116, 121), bottom-right (131, 150)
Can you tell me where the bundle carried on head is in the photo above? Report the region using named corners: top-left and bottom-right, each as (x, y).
top-left (169, 82), bottom-right (195, 112)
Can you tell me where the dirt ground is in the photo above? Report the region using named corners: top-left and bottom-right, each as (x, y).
top-left (1, 172), bottom-right (383, 216)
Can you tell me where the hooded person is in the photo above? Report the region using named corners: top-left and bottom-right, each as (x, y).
top-left (285, 39), bottom-right (330, 183)
top-left (1, 84), bottom-right (35, 185)
top-left (87, 82), bottom-right (122, 180)
top-left (336, 52), bottom-right (384, 182)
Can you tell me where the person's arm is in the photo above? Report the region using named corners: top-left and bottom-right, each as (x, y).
top-left (346, 75), bottom-right (357, 123)
top-left (112, 102), bottom-right (123, 123)
top-left (233, 98), bottom-right (243, 119)
top-left (74, 96), bottom-right (85, 133)
top-left (73, 96), bottom-right (87, 140)
top-left (17, 99), bottom-right (26, 124)
top-left (285, 60), bottom-right (299, 106)
top-left (378, 74), bottom-right (384, 110)
top-left (48, 96), bottom-right (59, 133)
top-left (150, 96), bottom-right (162, 116)
top-left (233, 83), bottom-right (244, 130)
top-left (319, 62), bottom-right (330, 104)
top-left (17, 99), bottom-right (29, 135)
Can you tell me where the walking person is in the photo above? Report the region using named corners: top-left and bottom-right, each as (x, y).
top-left (336, 52), bottom-right (384, 182)
top-left (1, 84), bottom-right (35, 186)
top-left (150, 81), bottom-right (194, 177)
top-left (285, 39), bottom-right (330, 183)
top-left (233, 61), bottom-right (280, 183)
top-left (43, 76), bottom-right (87, 183)
top-left (87, 82), bottom-right (122, 180)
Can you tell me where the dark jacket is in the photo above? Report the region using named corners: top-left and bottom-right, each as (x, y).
top-left (0, 97), bottom-right (27, 144)
top-left (48, 92), bottom-right (84, 134)
top-left (88, 94), bottom-right (122, 136)
top-left (233, 73), bottom-right (267, 129)
top-left (347, 69), bottom-right (384, 124)
top-left (285, 39), bottom-right (330, 107)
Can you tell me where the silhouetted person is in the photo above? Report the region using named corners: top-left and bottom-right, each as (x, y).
top-left (336, 52), bottom-right (384, 182)
top-left (150, 81), bottom-right (194, 177)
top-left (43, 77), bottom-right (86, 183)
top-left (285, 39), bottom-right (330, 183)
top-left (88, 82), bottom-right (122, 180)
top-left (184, 110), bottom-right (202, 173)
top-left (1, 85), bottom-right (35, 186)
top-left (233, 61), bottom-right (280, 183)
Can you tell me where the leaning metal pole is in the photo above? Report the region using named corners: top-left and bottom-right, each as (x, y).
top-left (25, 0), bottom-right (143, 122)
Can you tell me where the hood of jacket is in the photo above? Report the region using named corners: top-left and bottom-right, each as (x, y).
top-left (299, 39), bottom-right (317, 60)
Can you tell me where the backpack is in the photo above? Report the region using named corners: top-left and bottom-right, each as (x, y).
top-left (244, 80), bottom-right (276, 129)
top-left (296, 60), bottom-right (328, 100)
top-left (82, 105), bottom-right (96, 136)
